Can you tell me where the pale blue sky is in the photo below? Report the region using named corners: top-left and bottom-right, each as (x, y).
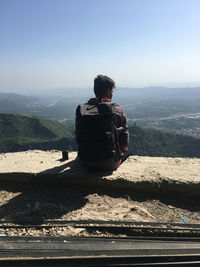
top-left (1, 0), bottom-right (200, 92)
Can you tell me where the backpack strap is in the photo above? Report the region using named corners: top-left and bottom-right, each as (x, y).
top-left (97, 102), bottom-right (122, 161)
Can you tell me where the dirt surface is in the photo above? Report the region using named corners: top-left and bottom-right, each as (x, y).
top-left (1, 150), bottom-right (200, 183)
top-left (0, 150), bottom-right (200, 237)
top-left (0, 183), bottom-right (200, 237)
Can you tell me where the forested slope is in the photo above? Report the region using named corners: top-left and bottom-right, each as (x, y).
top-left (0, 113), bottom-right (75, 152)
top-left (129, 126), bottom-right (200, 157)
top-left (0, 113), bottom-right (200, 157)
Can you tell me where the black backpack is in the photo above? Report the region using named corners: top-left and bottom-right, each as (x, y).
top-left (76, 102), bottom-right (121, 162)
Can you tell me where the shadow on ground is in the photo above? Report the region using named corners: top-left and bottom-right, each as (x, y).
top-left (0, 183), bottom-right (89, 223)
top-left (0, 180), bottom-right (200, 225)
top-left (40, 156), bottom-right (113, 177)
top-left (1, 158), bottom-right (200, 224)
top-left (0, 158), bottom-right (114, 224)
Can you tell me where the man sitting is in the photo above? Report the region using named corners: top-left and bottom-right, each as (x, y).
top-left (75, 75), bottom-right (130, 171)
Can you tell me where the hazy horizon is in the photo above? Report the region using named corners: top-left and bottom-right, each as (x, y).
top-left (1, 82), bottom-right (200, 97)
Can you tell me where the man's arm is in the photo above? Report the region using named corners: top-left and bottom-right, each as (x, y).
top-left (116, 105), bottom-right (129, 151)
top-left (119, 111), bottom-right (129, 151)
top-left (75, 105), bottom-right (81, 143)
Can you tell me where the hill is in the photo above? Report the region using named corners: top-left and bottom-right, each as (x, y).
top-left (0, 113), bottom-right (200, 157)
top-left (0, 92), bottom-right (41, 114)
top-left (129, 126), bottom-right (200, 158)
top-left (0, 113), bottom-right (75, 152)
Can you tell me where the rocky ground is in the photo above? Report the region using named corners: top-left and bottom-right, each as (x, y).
top-left (0, 182), bottom-right (200, 237)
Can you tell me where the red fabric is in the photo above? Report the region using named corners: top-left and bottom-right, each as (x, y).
top-left (113, 159), bottom-right (122, 171)
top-left (101, 98), bottom-right (111, 102)
top-left (122, 146), bottom-right (128, 152)
top-left (88, 98), bottom-right (111, 104)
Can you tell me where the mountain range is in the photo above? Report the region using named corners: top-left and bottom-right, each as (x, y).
top-left (0, 86), bottom-right (200, 121)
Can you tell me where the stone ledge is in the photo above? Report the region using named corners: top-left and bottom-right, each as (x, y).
top-left (0, 150), bottom-right (200, 199)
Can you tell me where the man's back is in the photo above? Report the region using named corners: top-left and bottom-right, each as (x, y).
top-left (75, 97), bottom-right (129, 170)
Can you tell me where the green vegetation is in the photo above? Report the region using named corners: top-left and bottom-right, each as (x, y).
top-left (129, 126), bottom-right (200, 158)
top-left (0, 113), bottom-right (200, 158)
top-left (0, 113), bottom-right (75, 153)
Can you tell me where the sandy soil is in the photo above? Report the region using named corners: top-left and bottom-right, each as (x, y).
top-left (0, 183), bottom-right (200, 237)
top-left (0, 150), bottom-right (200, 183)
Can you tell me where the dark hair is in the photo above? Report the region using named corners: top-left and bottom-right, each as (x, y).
top-left (94, 75), bottom-right (115, 99)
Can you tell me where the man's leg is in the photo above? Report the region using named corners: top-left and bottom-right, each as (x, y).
top-left (113, 150), bottom-right (132, 171)
top-left (121, 150), bottom-right (133, 164)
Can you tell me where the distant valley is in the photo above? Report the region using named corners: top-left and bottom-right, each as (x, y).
top-left (0, 86), bottom-right (200, 139)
